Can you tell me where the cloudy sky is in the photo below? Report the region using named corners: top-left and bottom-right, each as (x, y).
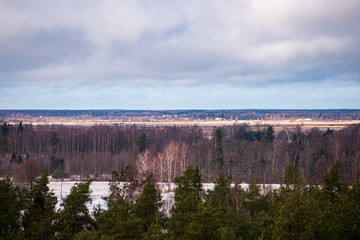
top-left (1, 0), bottom-right (359, 109)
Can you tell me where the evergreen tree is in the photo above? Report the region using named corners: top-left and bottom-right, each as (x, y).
top-left (202, 172), bottom-right (248, 240)
top-left (270, 166), bottom-right (323, 240)
top-left (57, 180), bottom-right (95, 239)
top-left (96, 198), bottom-right (142, 240)
top-left (0, 135), bottom-right (8, 152)
top-left (141, 213), bottom-right (167, 240)
top-left (0, 178), bottom-right (24, 239)
top-left (1, 122), bottom-right (10, 136)
top-left (168, 166), bottom-right (203, 239)
top-left (137, 132), bottom-right (147, 153)
top-left (336, 181), bottom-right (360, 239)
top-left (260, 126), bottom-right (275, 146)
top-left (49, 132), bottom-right (60, 156)
top-left (272, 186), bottom-right (322, 240)
top-left (95, 170), bottom-right (159, 239)
top-left (133, 174), bottom-right (162, 233)
top-left (242, 181), bottom-right (270, 223)
top-left (17, 121), bottom-right (24, 132)
top-left (19, 173), bottom-right (58, 240)
top-left (207, 172), bottom-right (231, 210)
top-left (212, 128), bottom-right (224, 172)
top-left (322, 162), bottom-right (348, 203)
top-left (49, 131), bottom-right (63, 174)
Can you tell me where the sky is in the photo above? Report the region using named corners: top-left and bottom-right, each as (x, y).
top-left (1, 0), bottom-right (360, 110)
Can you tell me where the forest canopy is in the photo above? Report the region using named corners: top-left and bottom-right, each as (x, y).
top-left (1, 122), bottom-right (360, 184)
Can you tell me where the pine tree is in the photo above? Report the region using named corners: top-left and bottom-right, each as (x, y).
top-left (202, 172), bottom-right (248, 240)
top-left (242, 181), bottom-right (271, 239)
top-left (336, 181), bottom-right (360, 239)
top-left (133, 174), bottom-right (162, 233)
top-left (271, 166), bottom-right (323, 240)
top-left (212, 128), bottom-right (224, 172)
top-left (137, 132), bottom-right (147, 153)
top-left (0, 178), bottom-right (24, 239)
top-left (322, 162), bottom-right (348, 203)
top-left (96, 169), bottom-right (150, 239)
top-left (168, 166), bottom-right (203, 239)
top-left (141, 213), bottom-right (167, 240)
top-left (19, 173), bottom-right (58, 240)
top-left (57, 179), bottom-right (95, 239)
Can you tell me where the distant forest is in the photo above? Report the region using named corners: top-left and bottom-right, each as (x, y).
top-left (1, 120), bottom-right (360, 184)
top-left (1, 109), bottom-right (360, 120)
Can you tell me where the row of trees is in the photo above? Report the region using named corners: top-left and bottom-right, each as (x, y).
top-left (2, 109), bottom-right (360, 120)
top-left (1, 122), bottom-right (360, 183)
top-left (1, 163), bottom-right (360, 239)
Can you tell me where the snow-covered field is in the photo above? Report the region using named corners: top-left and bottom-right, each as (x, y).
top-left (49, 181), bottom-right (280, 215)
top-left (49, 181), bottom-right (177, 214)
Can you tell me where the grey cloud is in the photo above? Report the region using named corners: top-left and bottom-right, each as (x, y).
top-left (1, 0), bottom-right (360, 88)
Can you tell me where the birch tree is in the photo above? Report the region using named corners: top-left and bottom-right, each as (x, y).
top-left (136, 150), bottom-right (153, 180)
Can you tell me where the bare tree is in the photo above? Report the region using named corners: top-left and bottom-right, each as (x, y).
top-left (13, 158), bottom-right (42, 190)
top-left (179, 142), bottom-right (188, 174)
top-left (136, 150), bottom-right (153, 180)
top-left (155, 141), bottom-right (180, 191)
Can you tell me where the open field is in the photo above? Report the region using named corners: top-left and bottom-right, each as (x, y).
top-left (49, 181), bottom-right (279, 215)
top-left (5, 118), bottom-right (360, 133)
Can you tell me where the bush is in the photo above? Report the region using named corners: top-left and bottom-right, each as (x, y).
top-left (52, 170), bottom-right (70, 179)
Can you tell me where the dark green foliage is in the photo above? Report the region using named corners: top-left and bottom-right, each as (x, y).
top-left (242, 182), bottom-right (270, 223)
top-left (19, 173), bottom-right (58, 240)
top-left (97, 198), bottom-right (142, 239)
top-left (96, 172), bottom-right (163, 240)
top-left (17, 121), bottom-right (24, 132)
top-left (236, 126), bottom-right (264, 142)
top-left (50, 156), bottom-right (65, 174)
top-left (49, 131), bottom-right (60, 156)
top-left (212, 128), bottom-right (224, 171)
top-left (0, 178), bottom-right (24, 239)
top-left (49, 131), bottom-right (63, 174)
top-left (52, 169), bottom-right (70, 179)
top-left (207, 172), bottom-right (232, 209)
top-left (261, 126), bottom-right (275, 146)
top-left (1, 162), bottom-right (360, 239)
top-left (323, 128), bottom-right (334, 136)
top-left (10, 153), bottom-right (23, 165)
top-left (202, 172), bottom-right (248, 240)
top-left (0, 135), bottom-right (8, 152)
top-left (280, 165), bottom-right (303, 187)
top-left (133, 175), bottom-right (162, 233)
top-left (142, 213), bottom-right (167, 240)
top-left (73, 230), bottom-right (97, 240)
top-left (57, 179), bottom-right (95, 240)
top-left (137, 132), bottom-right (147, 152)
top-left (272, 186), bottom-right (322, 240)
top-left (337, 181), bottom-right (360, 239)
top-left (168, 166), bottom-right (203, 238)
top-left (11, 152), bottom-right (16, 164)
top-left (322, 161), bottom-right (348, 203)
top-left (1, 122), bottom-right (10, 136)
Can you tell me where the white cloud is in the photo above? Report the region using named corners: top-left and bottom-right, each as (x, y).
top-left (245, 37), bottom-right (349, 66)
top-left (0, 0), bottom-right (359, 90)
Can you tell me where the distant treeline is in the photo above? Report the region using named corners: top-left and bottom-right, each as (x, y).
top-left (1, 121), bottom-right (360, 184)
top-left (1, 164), bottom-right (360, 239)
top-left (1, 109), bottom-right (360, 120)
